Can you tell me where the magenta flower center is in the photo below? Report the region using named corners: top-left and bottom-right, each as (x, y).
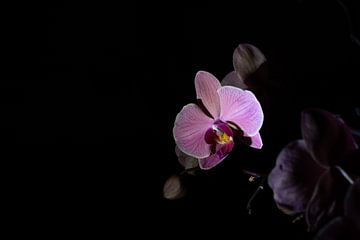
top-left (205, 120), bottom-right (233, 145)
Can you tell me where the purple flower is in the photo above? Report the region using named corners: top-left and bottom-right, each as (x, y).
top-left (315, 179), bottom-right (360, 240)
top-left (173, 71), bottom-right (264, 170)
top-left (268, 109), bottom-right (358, 230)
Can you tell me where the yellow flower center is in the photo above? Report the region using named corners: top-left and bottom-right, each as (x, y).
top-left (217, 132), bottom-right (231, 144)
top-left (212, 125), bottom-right (233, 144)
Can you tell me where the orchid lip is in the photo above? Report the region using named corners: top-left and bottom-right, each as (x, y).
top-left (211, 124), bottom-right (233, 144)
top-left (204, 121), bottom-right (234, 145)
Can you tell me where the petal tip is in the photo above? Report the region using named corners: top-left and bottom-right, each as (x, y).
top-left (195, 71), bottom-right (217, 82)
top-left (249, 132), bottom-right (263, 149)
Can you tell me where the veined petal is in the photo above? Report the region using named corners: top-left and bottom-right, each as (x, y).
top-left (268, 140), bottom-right (326, 215)
top-left (173, 103), bottom-right (213, 158)
top-left (199, 142), bottom-right (234, 170)
top-left (195, 71), bottom-right (221, 118)
top-left (218, 86), bottom-right (263, 136)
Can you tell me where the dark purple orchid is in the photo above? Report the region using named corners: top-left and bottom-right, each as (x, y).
top-left (268, 109), bottom-right (358, 230)
top-left (173, 71), bottom-right (264, 170)
top-left (315, 179), bottom-right (360, 240)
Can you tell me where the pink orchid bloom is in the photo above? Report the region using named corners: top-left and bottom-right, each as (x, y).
top-left (173, 71), bottom-right (264, 170)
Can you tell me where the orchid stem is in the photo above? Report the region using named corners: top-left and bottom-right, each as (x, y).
top-left (335, 166), bottom-right (354, 184)
top-left (179, 167), bottom-right (199, 176)
top-left (292, 214), bottom-right (304, 224)
top-left (335, 0), bottom-right (360, 48)
top-left (351, 128), bottom-right (360, 137)
top-left (246, 177), bottom-right (266, 215)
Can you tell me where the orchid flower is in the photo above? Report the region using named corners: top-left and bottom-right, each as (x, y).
top-left (173, 71), bottom-right (264, 170)
top-left (315, 179), bottom-right (360, 240)
top-left (268, 109), bottom-right (358, 230)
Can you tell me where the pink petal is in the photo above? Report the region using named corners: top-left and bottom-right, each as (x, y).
top-left (195, 71), bottom-right (221, 118)
top-left (173, 103), bottom-right (213, 158)
top-left (221, 71), bottom-right (248, 89)
top-left (218, 86), bottom-right (264, 136)
top-left (249, 132), bottom-right (263, 149)
top-left (199, 142), bottom-right (234, 170)
top-left (230, 128), bottom-right (262, 149)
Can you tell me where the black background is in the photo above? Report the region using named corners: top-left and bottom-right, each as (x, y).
top-left (5, 0), bottom-right (360, 238)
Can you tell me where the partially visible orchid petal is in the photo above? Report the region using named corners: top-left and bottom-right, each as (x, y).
top-left (218, 86), bottom-right (263, 136)
top-left (227, 123), bottom-right (252, 146)
top-left (221, 71), bottom-right (248, 90)
top-left (175, 146), bottom-right (199, 169)
top-left (235, 130), bottom-right (263, 149)
top-left (195, 71), bottom-right (221, 118)
top-left (275, 203), bottom-right (299, 216)
top-left (199, 141), bottom-right (234, 170)
top-left (163, 175), bottom-right (186, 200)
top-left (173, 103), bottom-right (213, 158)
top-left (306, 170), bottom-right (337, 232)
top-left (268, 140), bottom-right (326, 215)
top-left (344, 179), bottom-right (360, 230)
top-left (315, 217), bottom-right (354, 240)
top-left (301, 109), bottom-right (358, 167)
top-left (249, 132), bottom-right (263, 149)
top-left (315, 180), bottom-right (360, 239)
top-left (232, 43), bottom-right (266, 85)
